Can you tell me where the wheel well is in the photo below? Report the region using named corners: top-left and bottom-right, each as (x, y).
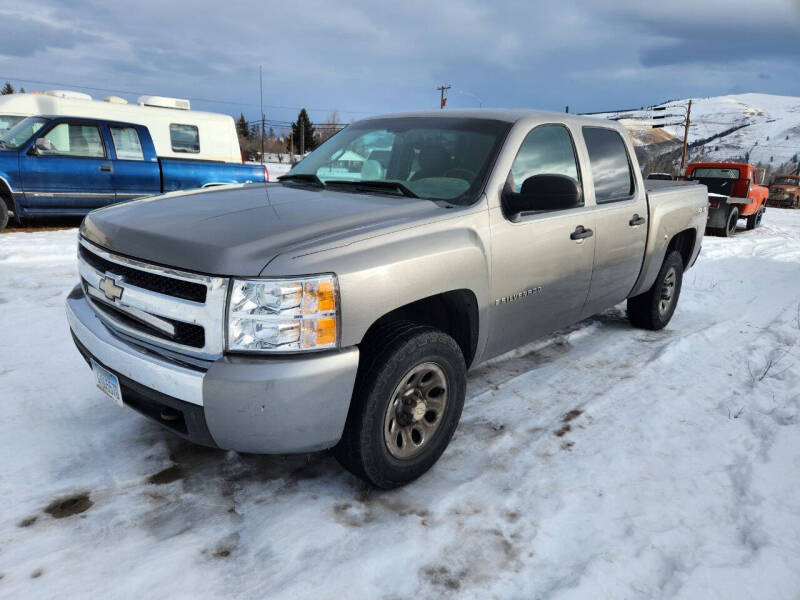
top-left (361, 290), bottom-right (479, 368)
top-left (0, 180), bottom-right (12, 213)
top-left (667, 229), bottom-right (696, 268)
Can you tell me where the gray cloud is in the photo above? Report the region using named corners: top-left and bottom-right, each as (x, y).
top-left (0, 13), bottom-right (101, 57)
top-left (0, 0), bottom-right (798, 123)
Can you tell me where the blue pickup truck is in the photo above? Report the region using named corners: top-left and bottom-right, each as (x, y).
top-left (0, 115), bottom-right (267, 230)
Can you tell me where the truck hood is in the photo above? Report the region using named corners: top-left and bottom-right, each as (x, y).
top-left (771, 184), bottom-right (800, 194)
top-left (81, 183), bottom-right (446, 276)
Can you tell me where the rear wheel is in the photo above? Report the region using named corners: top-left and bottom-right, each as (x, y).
top-left (721, 206), bottom-right (739, 237)
top-left (627, 251), bottom-right (684, 330)
top-left (335, 323), bottom-right (466, 489)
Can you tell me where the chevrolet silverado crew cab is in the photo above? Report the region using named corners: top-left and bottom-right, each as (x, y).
top-left (684, 161), bottom-right (768, 237)
top-left (66, 110), bottom-right (707, 488)
top-left (0, 115), bottom-right (267, 230)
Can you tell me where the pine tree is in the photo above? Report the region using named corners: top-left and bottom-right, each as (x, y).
top-left (291, 109), bottom-right (316, 154)
top-left (236, 113), bottom-right (250, 139)
top-left (1, 82), bottom-right (14, 95)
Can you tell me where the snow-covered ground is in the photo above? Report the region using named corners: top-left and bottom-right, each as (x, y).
top-left (2, 211), bottom-right (800, 599)
top-left (599, 93), bottom-right (800, 167)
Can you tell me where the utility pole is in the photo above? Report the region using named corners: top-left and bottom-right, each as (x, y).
top-left (259, 65), bottom-right (265, 164)
top-left (680, 99), bottom-right (692, 171)
top-left (437, 85), bottom-right (451, 109)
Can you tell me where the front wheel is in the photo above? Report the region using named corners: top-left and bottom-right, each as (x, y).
top-left (746, 206), bottom-right (764, 230)
top-left (334, 323), bottom-right (466, 489)
top-left (0, 200), bottom-right (8, 232)
top-left (627, 250), bottom-right (684, 330)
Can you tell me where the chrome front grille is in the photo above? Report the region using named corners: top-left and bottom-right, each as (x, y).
top-left (77, 238), bottom-right (229, 359)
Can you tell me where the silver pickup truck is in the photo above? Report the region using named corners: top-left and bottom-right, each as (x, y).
top-left (66, 110), bottom-right (707, 488)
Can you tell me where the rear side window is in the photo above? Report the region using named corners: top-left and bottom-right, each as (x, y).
top-left (509, 124), bottom-right (581, 196)
top-left (170, 123), bottom-right (199, 153)
top-left (110, 126), bottom-right (144, 160)
top-left (582, 127), bottom-right (634, 203)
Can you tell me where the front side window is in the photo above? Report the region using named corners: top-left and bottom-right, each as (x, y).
top-left (0, 116), bottom-right (48, 150)
top-left (39, 123), bottom-right (105, 158)
top-left (508, 124), bottom-right (581, 197)
top-left (285, 117), bottom-right (510, 204)
top-left (582, 127), bottom-right (634, 203)
top-left (170, 123), bottom-right (199, 153)
top-left (110, 126), bottom-right (144, 160)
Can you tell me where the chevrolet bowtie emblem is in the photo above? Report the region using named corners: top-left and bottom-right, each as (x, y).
top-left (98, 276), bottom-right (124, 301)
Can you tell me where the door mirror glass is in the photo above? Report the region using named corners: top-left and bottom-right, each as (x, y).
top-left (34, 137), bottom-right (53, 153)
top-left (502, 174), bottom-right (582, 216)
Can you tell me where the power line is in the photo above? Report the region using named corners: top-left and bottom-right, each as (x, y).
top-left (0, 74), bottom-right (374, 116)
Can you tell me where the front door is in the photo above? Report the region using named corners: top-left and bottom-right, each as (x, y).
top-left (485, 124), bottom-right (596, 359)
top-left (580, 126), bottom-right (648, 316)
top-left (19, 120), bottom-right (115, 210)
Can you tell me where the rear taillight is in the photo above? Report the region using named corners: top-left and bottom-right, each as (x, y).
top-left (264, 165), bottom-right (269, 182)
top-left (710, 202), bottom-right (719, 208)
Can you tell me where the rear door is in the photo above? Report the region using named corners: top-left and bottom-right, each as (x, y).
top-left (19, 120), bottom-right (115, 210)
top-left (580, 126), bottom-right (648, 317)
top-left (108, 125), bottom-right (161, 201)
top-left (486, 124), bottom-right (596, 358)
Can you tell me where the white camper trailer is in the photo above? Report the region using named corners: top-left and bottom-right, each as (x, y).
top-left (0, 92), bottom-right (242, 163)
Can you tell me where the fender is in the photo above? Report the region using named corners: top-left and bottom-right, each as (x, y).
top-left (0, 172), bottom-right (20, 215)
top-left (262, 210), bottom-right (492, 359)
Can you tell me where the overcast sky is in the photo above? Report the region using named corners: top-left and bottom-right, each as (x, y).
top-left (2, 0), bottom-right (799, 128)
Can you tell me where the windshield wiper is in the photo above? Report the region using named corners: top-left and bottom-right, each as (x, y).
top-left (325, 180), bottom-right (419, 198)
top-left (277, 173), bottom-right (325, 187)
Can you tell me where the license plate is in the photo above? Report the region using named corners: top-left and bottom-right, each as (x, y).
top-left (91, 359), bottom-right (123, 407)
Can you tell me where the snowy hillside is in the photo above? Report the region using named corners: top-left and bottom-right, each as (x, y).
top-left (598, 93), bottom-right (800, 168)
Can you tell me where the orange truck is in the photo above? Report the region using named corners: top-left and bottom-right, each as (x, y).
top-left (685, 162), bottom-right (768, 237)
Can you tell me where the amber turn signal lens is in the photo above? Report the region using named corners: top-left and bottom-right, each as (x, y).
top-left (317, 281), bottom-right (335, 312)
top-left (315, 317), bottom-right (337, 345)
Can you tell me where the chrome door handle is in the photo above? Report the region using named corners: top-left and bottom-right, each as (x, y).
top-left (570, 226), bottom-right (594, 240)
top-left (629, 214), bottom-right (646, 226)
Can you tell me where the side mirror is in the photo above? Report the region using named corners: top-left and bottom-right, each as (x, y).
top-left (502, 174), bottom-right (582, 217)
top-left (32, 137), bottom-right (53, 154)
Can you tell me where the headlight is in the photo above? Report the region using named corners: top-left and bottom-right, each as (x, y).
top-left (227, 275), bottom-right (339, 353)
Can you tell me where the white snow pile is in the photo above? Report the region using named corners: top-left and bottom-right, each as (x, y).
top-left (598, 93), bottom-right (800, 167)
top-left (2, 211), bottom-right (800, 599)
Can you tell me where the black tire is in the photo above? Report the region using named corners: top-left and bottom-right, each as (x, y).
top-left (334, 322), bottom-right (466, 489)
top-left (721, 207), bottom-right (738, 237)
top-left (746, 206), bottom-right (764, 230)
top-left (627, 250), bottom-right (684, 330)
top-left (0, 199), bottom-right (8, 232)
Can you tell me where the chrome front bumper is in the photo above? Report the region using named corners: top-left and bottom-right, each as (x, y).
top-left (67, 287), bottom-right (360, 453)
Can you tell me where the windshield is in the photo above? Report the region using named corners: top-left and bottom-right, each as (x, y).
top-left (284, 116), bottom-right (511, 204)
top-left (690, 167), bottom-right (740, 179)
top-left (0, 115), bottom-right (25, 133)
top-left (0, 116), bottom-right (49, 150)
top-left (774, 177), bottom-right (799, 186)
